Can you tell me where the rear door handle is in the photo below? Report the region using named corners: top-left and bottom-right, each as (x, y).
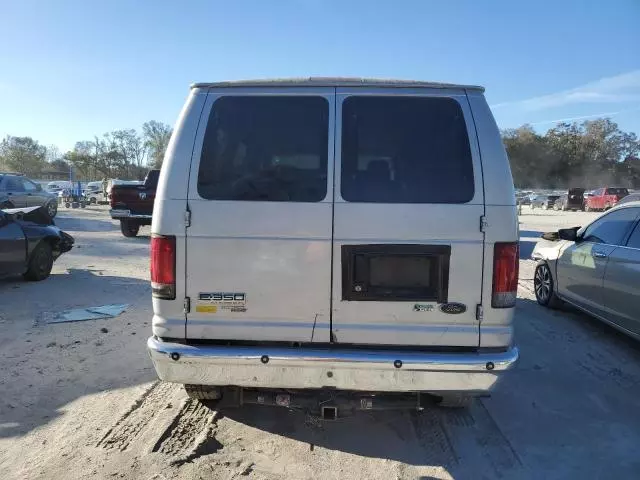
top-left (593, 250), bottom-right (608, 258)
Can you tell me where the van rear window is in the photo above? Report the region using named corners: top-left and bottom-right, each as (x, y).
top-left (340, 96), bottom-right (474, 203)
top-left (198, 96), bottom-right (329, 202)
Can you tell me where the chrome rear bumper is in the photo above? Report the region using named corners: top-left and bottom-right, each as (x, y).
top-left (147, 337), bottom-right (518, 393)
top-left (109, 209), bottom-right (152, 219)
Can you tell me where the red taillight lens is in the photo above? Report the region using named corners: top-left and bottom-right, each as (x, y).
top-left (151, 235), bottom-right (176, 299)
top-left (492, 242), bottom-right (519, 308)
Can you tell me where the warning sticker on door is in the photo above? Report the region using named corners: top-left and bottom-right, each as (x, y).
top-left (196, 305), bottom-right (217, 313)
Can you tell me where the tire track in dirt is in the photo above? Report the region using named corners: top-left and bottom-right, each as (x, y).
top-left (409, 409), bottom-right (458, 466)
top-left (96, 382), bottom-right (177, 451)
top-left (152, 399), bottom-right (222, 465)
top-left (440, 400), bottom-right (523, 478)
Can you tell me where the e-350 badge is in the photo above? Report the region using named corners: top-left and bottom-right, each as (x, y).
top-left (197, 292), bottom-right (247, 313)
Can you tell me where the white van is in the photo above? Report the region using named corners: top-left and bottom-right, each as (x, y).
top-left (148, 78), bottom-right (519, 411)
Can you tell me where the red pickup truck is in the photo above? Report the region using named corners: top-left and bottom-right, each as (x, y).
top-left (584, 187), bottom-right (629, 212)
top-left (109, 170), bottom-right (159, 237)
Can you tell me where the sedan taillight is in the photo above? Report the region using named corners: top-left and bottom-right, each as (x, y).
top-left (151, 235), bottom-right (176, 299)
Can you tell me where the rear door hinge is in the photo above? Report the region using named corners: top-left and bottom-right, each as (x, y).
top-left (183, 297), bottom-right (191, 314)
top-left (480, 215), bottom-right (488, 233)
top-left (476, 304), bottom-right (484, 322)
top-left (184, 209), bottom-right (191, 227)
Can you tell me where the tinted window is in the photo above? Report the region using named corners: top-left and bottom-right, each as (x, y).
top-left (22, 179), bottom-right (38, 192)
top-left (340, 96), bottom-right (473, 203)
top-left (198, 96), bottom-right (328, 202)
top-left (605, 188), bottom-right (629, 196)
top-left (5, 177), bottom-right (24, 191)
top-left (581, 208), bottom-right (639, 245)
top-left (626, 220), bottom-right (640, 249)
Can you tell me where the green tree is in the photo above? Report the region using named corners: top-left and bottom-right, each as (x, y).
top-left (142, 121), bottom-right (172, 168)
top-left (0, 136), bottom-right (48, 176)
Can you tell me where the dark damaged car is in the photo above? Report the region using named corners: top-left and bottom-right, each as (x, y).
top-left (0, 206), bottom-right (74, 281)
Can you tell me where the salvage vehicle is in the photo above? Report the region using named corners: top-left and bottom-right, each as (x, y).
top-left (554, 188), bottom-right (585, 211)
top-left (109, 170), bottom-right (159, 237)
top-left (0, 206), bottom-right (74, 281)
top-left (532, 201), bottom-right (640, 339)
top-left (531, 194), bottom-right (560, 210)
top-left (0, 173), bottom-right (58, 219)
top-left (147, 78), bottom-right (519, 414)
top-left (584, 187), bottom-right (629, 212)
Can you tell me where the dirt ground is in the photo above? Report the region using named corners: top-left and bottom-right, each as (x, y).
top-left (1, 206), bottom-right (640, 480)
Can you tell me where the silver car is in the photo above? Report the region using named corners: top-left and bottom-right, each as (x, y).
top-left (532, 202), bottom-right (640, 338)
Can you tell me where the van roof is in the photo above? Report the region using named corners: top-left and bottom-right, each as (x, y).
top-left (191, 77), bottom-right (485, 92)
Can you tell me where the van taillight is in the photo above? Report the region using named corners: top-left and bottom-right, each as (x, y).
top-left (492, 242), bottom-right (519, 308)
top-left (151, 235), bottom-right (176, 300)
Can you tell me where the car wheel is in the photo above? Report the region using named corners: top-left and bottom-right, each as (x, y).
top-left (46, 201), bottom-right (58, 218)
top-left (534, 263), bottom-right (562, 308)
top-left (120, 219), bottom-right (140, 237)
top-left (24, 242), bottom-right (54, 281)
top-left (1, 201), bottom-right (14, 209)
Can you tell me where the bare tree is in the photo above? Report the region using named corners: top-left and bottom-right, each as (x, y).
top-left (142, 121), bottom-right (172, 169)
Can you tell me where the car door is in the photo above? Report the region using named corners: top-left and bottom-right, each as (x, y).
top-left (0, 212), bottom-right (27, 276)
top-left (556, 207), bottom-right (639, 317)
top-left (185, 89), bottom-right (335, 342)
top-left (21, 178), bottom-right (43, 207)
top-left (601, 209), bottom-right (640, 335)
top-left (331, 89), bottom-right (484, 346)
top-left (2, 176), bottom-right (28, 207)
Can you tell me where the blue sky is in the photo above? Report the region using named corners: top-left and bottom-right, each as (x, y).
top-left (1, 0), bottom-right (639, 152)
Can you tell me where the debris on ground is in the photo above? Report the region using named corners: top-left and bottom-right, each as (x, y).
top-left (42, 304), bottom-right (129, 324)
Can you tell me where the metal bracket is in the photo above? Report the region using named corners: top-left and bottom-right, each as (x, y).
top-left (184, 209), bottom-right (191, 227)
top-left (183, 297), bottom-right (191, 314)
top-left (476, 304), bottom-right (484, 322)
top-left (480, 215), bottom-right (488, 233)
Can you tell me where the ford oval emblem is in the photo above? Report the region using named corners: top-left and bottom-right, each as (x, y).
top-left (439, 303), bottom-right (467, 315)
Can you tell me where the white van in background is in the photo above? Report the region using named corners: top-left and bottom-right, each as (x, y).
top-left (147, 78), bottom-right (519, 413)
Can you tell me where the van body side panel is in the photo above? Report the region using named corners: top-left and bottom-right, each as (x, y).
top-left (467, 92), bottom-right (517, 348)
top-left (184, 88), bottom-right (335, 342)
top-left (331, 88), bottom-right (484, 346)
top-left (152, 89), bottom-right (207, 339)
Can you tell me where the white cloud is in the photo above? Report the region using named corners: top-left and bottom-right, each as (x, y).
top-left (492, 70), bottom-right (640, 111)
top-left (528, 105), bottom-right (640, 126)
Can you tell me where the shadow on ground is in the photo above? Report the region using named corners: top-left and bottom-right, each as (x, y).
top-left (0, 270), bottom-right (155, 438)
top-left (218, 405), bottom-right (463, 467)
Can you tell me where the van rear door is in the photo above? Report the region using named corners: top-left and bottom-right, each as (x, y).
top-left (185, 89), bottom-right (335, 342)
top-left (331, 89), bottom-right (484, 346)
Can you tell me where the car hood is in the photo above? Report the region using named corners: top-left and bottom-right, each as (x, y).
top-left (2, 206), bottom-right (54, 225)
top-left (2, 206), bottom-right (74, 253)
top-left (531, 238), bottom-right (571, 261)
